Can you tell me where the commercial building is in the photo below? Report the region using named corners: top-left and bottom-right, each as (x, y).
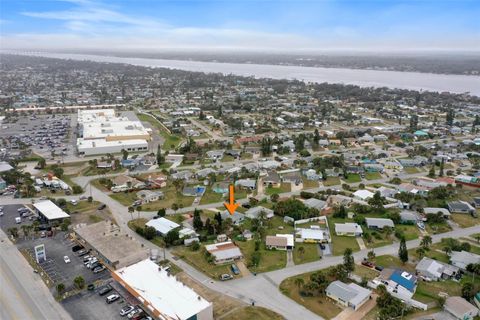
top-left (326, 280), bottom-right (372, 310)
top-left (112, 259), bottom-right (213, 320)
top-left (76, 109), bottom-right (151, 156)
top-left (32, 200), bottom-right (69, 222)
top-left (146, 218), bottom-right (180, 236)
top-left (73, 221), bottom-right (149, 270)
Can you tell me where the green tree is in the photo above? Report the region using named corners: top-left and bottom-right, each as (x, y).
top-left (73, 276), bottom-right (85, 289)
top-left (144, 226), bottom-right (157, 240)
top-left (156, 145), bottom-right (165, 165)
top-left (398, 237), bottom-right (409, 264)
top-left (165, 229), bottom-right (179, 247)
top-left (367, 250), bottom-right (376, 262)
top-left (439, 159), bottom-right (444, 177)
top-left (462, 282), bottom-right (474, 301)
top-left (294, 277), bottom-right (304, 289)
top-left (368, 191), bottom-right (385, 212)
top-left (121, 149), bottom-right (129, 160)
top-left (193, 209), bottom-right (203, 231)
top-left (56, 283), bottom-right (65, 295)
top-left (420, 235), bottom-right (432, 250)
top-left (428, 164), bottom-right (436, 178)
top-left (171, 203), bottom-right (179, 213)
top-left (446, 108), bottom-right (455, 126)
top-left (343, 248), bottom-right (355, 273)
top-left (416, 248), bottom-right (425, 260)
top-left (37, 158), bottom-right (46, 169)
top-left (157, 208), bottom-right (166, 217)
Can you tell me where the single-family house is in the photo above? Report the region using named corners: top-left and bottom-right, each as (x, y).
top-left (137, 190), bottom-right (164, 203)
top-left (326, 281), bottom-right (372, 311)
top-left (196, 168), bottom-right (217, 179)
top-left (399, 211), bottom-right (418, 224)
top-left (235, 179), bottom-right (256, 191)
top-left (450, 251), bottom-right (480, 270)
top-left (296, 227), bottom-right (329, 243)
top-left (365, 218), bottom-right (395, 229)
top-left (146, 218), bottom-right (180, 236)
top-left (265, 234), bottom-right (294, 250)
top-left (375, 268), bottom-right (417, 298)
top-left (424, 207), bottom-right (451, 218)
top-left (303, 198), bottom-right (327, 211)
top-left (221, 210), bottom-right (245, 225)
top-left (448, 201), bottom-right (476, 214)
top-left (206, 150), bottom-right (225, 161)
top-left (335, 223), bottom-right (363, 237)
top-left (263, 171), bottom-right (281, 188)
top-left (245, 206), bottom-right (274, 220)
top-left (205, 241), bottom-right (243, 265)
top-left (171, 171), bottom-right (193, 181)
top-left (353, 190), bottom-right (374, 201)
top-left (416, 257), bottom-right (459, 281)
top-left (444, 296), bottom-right (479, 320)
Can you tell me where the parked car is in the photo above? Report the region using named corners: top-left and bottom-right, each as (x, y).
top-left (93, 265), bottom-right (106, 273)
top-left (120, 305), bottom-right (135, 316)
top-left (87, 284), bottom-right (95, 291)
top-left (106, 294), bottom-right (120, 304)
top-left (72, 245), bottom-right (84, 252)
top-left (89, 262), bottom-right (101, 270)
top-left (361, 260), bottom-right (374, 268)
top-left (231, 264), bottom-right (240, 275)
top-left (98, 285), bottom-right (113, 296)
top-left (127, 309), bottom-right (143, 319)
top-left (76, 249), bottom-right (89, 257)
top-left (63, 256), bottom-right (71, 263)
top-left (97, 204), bottom-right (107, 210)
top-left (220, 274), bottom-right (233, 281)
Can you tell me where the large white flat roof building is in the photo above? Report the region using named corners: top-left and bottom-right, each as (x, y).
top-left (76, 109), bottom-right (151, 156)
top-left (33, 200), bottom-right (69, 221)
top-left (112, 259), bottom-right (213, 320)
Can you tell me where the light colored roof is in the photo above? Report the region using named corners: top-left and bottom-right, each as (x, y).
top-left (326, 281), bottom-right (371, 306)
top-left (303, 198), bottom-right (327, 210)
top-left (416, 257), bottom-right (459, 278)
top-left (205, 241), bottom-right (242, 261)
top-left (33, 200), bottom-right (69, 220)
top-left (424, 207), bottom-right (451, 216)
top-left (353, 189), bottom-right (374, 200)
top-left (335, 223), bottom-right (363, 234)
top-left (297, 228), bottom-right (327, 241)
top-left (445, 296), bottom-right (479, 317)
top-left (365, 217), bottom-right (394, 228)
top-left (266, 235), bottom-right (288, 247)
top-left (0, 162), bottom-right (13, 172)
top-left (146, 218), bottom-right (180, 235)
top-left (114, 259), bottom-right (212, 320)
top-left (276, 234), bottom-right (294, 247)
top-left (450, 250), bottom-right (480, 266)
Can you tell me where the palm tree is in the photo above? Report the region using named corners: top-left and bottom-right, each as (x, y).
top-left (416, 248), bottom-right (425, 260)
top-left (443, 246), bottom-right (452, 256)
top-left (128, 206), bottom-right (134, 220)
top-left (420, 235), bottom-right (432, 250)
top-left (21, 225), bottom-right (30, 239)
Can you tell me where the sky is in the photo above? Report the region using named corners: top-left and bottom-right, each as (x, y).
top-left (0, 0), bottom-right (479, 52)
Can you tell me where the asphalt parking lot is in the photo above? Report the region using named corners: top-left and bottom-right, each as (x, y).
top-left (17, 232), bottom-right (110, 290)
top-left (63, 279), bottom-right (139, 320)
top-left (0, 204), bottom-right (35, 232)
top-left (0, 113), bottom-right (75, 160)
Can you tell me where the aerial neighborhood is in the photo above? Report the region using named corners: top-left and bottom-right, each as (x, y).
top-left (1, 54), bottom-right (480, 320)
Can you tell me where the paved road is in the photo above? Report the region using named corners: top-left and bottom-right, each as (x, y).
top-left (0, 229), bottom-right (72, 320)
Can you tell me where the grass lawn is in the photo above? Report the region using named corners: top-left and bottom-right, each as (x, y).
top-left (396, 224), bottom-right (421, 241)
top-left (241, 152), bottom-right (253, 160)
top-left (82, 165), bottom-right (125, 176)
top-left (264, 216), bottom-right (295, 236)
top-left (375, 255), bottom-right (415, 273)
top-left (110, 184), bottom-right (194, 210)
top-left (354, 265), bottom-right (379, 280)
top-left (172, 246), bottom-right (232, 279)
top-left (279, 272), bottom-right (343, 319)
top-left (331, 235), bottom-right (360, 255)
top-left (265, 182), bottom-right (291, 195)
top-left (199, 187), bottom-right (224, 205)
top-left (365, 172), bottom-right (382, 180)
top-left (236, 240), bottom-right (287, 273)
top-left (137, 113), bottom-right (183, 151)
top-left (451, 213), bottom-right (480, 228)
top-left (413, 278), bottom-right (480, 304)
top-left (426, 222), bottom-right (452, 235)
top-left (323, 177), bottom-right (341, 186)
top-left (344, 174), bottom-right (362, 183)
top-left (302, 179), bottom-right (319, 189)
top-left (293, 244), bottom-right (320, 265)
top-left (404, 167), bottom-right (420, 174)
top-left (227, 307), bottom-right (283, 320)
top-left (221, 155), bottom-right (235, 162)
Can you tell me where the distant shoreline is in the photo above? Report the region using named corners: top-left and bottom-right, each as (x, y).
top-left (3, 51), bottom-right (480, 96)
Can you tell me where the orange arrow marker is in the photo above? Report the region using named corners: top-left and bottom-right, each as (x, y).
top-left (224, 185), bottom-right (239, 215)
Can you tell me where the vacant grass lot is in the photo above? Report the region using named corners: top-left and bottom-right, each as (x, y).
top-left (323, 176), bottom-right (341, 186)
top-left (236, 240), bottom-right (287, 273)
top-left (331, 235), bottom-right (360, 255)
top-left (293, 243), bottom-right (320, 265)
top-left (265, 182), bottom-right (291, 195)
top-left (404, 167), bottom-right (421, 174)
top-left (365, 172), bottom-right (382, 180)
top-left (279, 269), bottom-right (343, 319)
top-left (451, 213), bottom-right (479, 228)
top-left (199, 187), bottom-right (224, 205)
top-left (396, 224), bottom-right (421, 241)
top-left (302, 179), bottom-right (319, 189)
top-left (374, 255), bottom-right (416, 273)
top-left (172, 246), bottom-right (232, 279)
top-left (344, 174), bottom-right (362, 183)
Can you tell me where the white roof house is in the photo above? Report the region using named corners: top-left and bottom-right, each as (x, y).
top-left (113, 259), bottom-right (213, 320)
top-left (450, 251), bottom-right (480, 270)
top-left (365, 217), bottom-right (395, 229)
top-left (296, 228), bottom-right (329, 243)
top-left (416, 257), bottom-right (459, 281)
top-left (205, 241), bottom-right (243, 264)
top-left (146, 218), bottom-right (180, 236)
top-left (33, 200), bottom-right (70, 220)
top-left (335, 223), bottom-right (363, 236)
top-left (444, 296), bottom-right (479, 320)
top-left (326, 280), bottom-right (372, 310)
top-left (353, 190), bottom-right (374, 201)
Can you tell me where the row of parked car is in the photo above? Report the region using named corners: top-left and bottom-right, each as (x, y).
top-left (71, 244), bottom-right (106, 274)
top-left (96, 284), bottom-right (151, 319)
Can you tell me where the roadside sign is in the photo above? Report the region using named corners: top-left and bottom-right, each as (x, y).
top-left (34, 244), bottom-right (46, 263)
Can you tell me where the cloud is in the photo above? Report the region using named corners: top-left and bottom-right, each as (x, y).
top-left (2, 0), bottom-right (479, 52)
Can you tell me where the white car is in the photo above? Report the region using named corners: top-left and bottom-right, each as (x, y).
top-left (63, 256), bottom-right (71, 263)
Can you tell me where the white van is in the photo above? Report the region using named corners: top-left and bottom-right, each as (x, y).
top-left (15, 217), bottom-right (21, 224)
